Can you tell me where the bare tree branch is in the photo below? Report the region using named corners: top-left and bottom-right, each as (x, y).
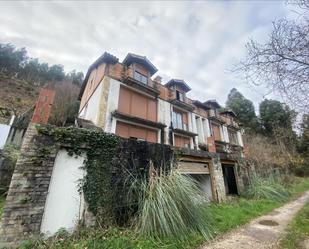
top-left (235, 1), bottom-right (309, 112)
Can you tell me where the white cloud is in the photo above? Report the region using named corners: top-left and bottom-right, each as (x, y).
top-left (0, 0), bottom-right (291, 110)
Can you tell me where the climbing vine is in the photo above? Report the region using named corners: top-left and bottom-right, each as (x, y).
top-left (37, 125), bottom-right (120, 224)
top-left (37, 125), bottom-right (174, 226)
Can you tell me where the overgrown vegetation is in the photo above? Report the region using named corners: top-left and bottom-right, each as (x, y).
top-left (37, 125), bottom-right (121, 224)
top-left (37, 125), bottom-right (174, 227)
top-left (280, 202), bottom-right (309, 249)
top-left (135, 170), bottom-right (213, 241)
top-left (0, 43), bottom-right (82, 125)
top-left (15, 177), bottom-right (309, 249)
top-left (0, 144), bottom-right (20, 195)
top-left (0, 43), bottom-right (83, 86)
top-left (245, 174), bottom-right (289, 202)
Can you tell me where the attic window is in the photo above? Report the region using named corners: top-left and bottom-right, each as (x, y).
top-left (176, 90), bottom-right (185, 102)
top-left (134, 71), bottom-right (148, 84)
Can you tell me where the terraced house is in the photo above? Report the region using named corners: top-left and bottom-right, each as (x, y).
top-left (78, 52), bottom-right (245, 201)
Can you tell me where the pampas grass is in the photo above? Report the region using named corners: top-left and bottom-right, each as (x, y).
top-left (245, 174), bottom-right (290, 202)
top-left (135, 170), bottom-right (213, 241)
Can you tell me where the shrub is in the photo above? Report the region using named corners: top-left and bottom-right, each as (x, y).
top-left (245, 174), bottom-right (290, 202)
top-left (293, 163), bottom-right (309, 177)
top-left (135, 170), bottom-right (213, 241)
top-left (0, 144), bottom-right (20, 195)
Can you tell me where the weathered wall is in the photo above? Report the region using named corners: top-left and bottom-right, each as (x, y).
top-left (157, 99), bottom-right (171, 144)
top-left (209, 156), bottom-right (226, 202)
top-left (0, 124), bottom-right (10, 149)
top-left (0, 123), bottom-right (58, 245)
top-left (104, 77), bottom-right (120, 133)
top-left (40, 150), bottom-right (85, 236)
top-left (6, 127), bottom-right (26, 147)
top-left (79, 81), bottom-right (104, 125)
top-left (0, 124), bottom-right (232, 245)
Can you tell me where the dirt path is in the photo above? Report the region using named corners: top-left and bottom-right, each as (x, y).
top-left (202, 191), bottom-right (309, 249)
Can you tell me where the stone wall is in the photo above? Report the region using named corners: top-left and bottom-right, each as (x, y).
top-left (209, 156), bottom-right (226, 202)
top-left (0, 123), bottom-right (58, 245)
top-left (0, 124), bottom-right (234, 245)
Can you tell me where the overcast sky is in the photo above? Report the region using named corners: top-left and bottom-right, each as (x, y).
top-left (0, 1), bottom-right (297, 110)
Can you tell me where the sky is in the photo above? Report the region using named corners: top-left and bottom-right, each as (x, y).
top-left (0, 1), bottom-right (297, 111)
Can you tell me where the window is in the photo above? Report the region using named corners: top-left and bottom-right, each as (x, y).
top-left (172, 110), bottom-right (188, 130)
top-left (196, 117), bottom-right (203, 143)
top-left (176, 90), bottom-right (185, 102)
top-left (211, 123), bottom-right (221, 141)
top-left (174, 134), bottom-right (190, 148)
top-left (134, 71), bottom-right (148, 84)
top-left (228, 129), bottom-right (238, 145)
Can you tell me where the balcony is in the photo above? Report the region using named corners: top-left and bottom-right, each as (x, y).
top-left (173, 128), bottom-right (197, 137)
top-left (208, 109), bottom-right (225, 124)
top-left (215, 140), bottom-right (228, 153)
top-left (215, 140), bottom-right (243, 159)
top-left (170, 97), bottom-right (195, 112)
top-left (112, 111), bottom-right (166, 129)
top-left (226, 118), bottom-right (239, 129)
top-left (122, 76), bottom-right (160, 98)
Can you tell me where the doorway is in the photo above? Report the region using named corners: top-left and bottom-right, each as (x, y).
top-left (222, 164), bottom-right (238, 195)
top-left (190, 174), bottom-right (213, 201)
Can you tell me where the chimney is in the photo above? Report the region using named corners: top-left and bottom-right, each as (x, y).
top-left (154, 75), bottom-right (162, 84)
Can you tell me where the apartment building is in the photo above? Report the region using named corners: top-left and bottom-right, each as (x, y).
top-left (78, 52), bottom-right (244, 200)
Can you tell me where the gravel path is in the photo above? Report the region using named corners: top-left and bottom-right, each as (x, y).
top-left (202, 191), bottom-right (309, 249)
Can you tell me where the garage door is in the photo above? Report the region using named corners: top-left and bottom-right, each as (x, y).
top-left (177, 161), bottom-right (209, 174)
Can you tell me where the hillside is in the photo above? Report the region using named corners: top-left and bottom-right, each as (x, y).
top-left (0, 73), bottom-right (39, 118)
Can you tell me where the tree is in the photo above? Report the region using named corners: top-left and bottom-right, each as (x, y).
top-left (298, 114), bottom-right (309, 154)
top-left (19, 58), bottom-right (40, 82)
top-left (237, 1), bottom-right (309, 112)
top-left (66, 70), bottom-right (84, 86)
top-left (0, 43), bottom-right (27, 75)
top-left (226, 88), bottom-right (260, 132)
top-left (48, 81), bottom-right (80, 126)
top-left (259, 99), bottom-right (296, 137)
top-left (47, 64), bottom-right (65, 82)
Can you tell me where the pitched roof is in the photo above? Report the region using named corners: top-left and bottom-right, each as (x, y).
top-left (192, 100), bottom-right (211, 110)
top-left (203, 100), bottom-right (221, 109)
top-left (78, 52), bottom-right (119, 100)
top-left (221, 109), bottom-right (237, 117)
top-left (165, 79), bottom-right (191, 92)
top-left (122, 53), bottom-right (158, 76)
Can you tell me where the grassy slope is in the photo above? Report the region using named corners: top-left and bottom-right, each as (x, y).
top-left (16, 177), bottom-right (309, 249)
top-left (0, 74), bottom-right (38, 118)
top-left (280, 202), bottom-right (309, 249)
top-left (279, 177), bottom-right (309, 249)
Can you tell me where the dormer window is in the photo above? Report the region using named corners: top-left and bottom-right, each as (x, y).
top-left (134, 70), bottom-right (148, 84)
top-left (176, 90), bottom-right (185, 102)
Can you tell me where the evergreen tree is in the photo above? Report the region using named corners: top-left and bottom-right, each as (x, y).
top-left (259, 99), bottom-right (296, 137)
top-left (226, 88), bottom-right (260, 132)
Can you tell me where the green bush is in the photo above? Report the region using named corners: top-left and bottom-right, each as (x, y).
top-left (245, 174), bottom-right (290, 202)
top-left (0, 144), bottom-right (20, 195)
top-left (135, 170), bottom-right (213, 241)
top-left (293, 163), bottom-right (309, 177)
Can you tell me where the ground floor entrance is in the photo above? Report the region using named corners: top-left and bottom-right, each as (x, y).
top-left (177, 160), bottom-right (213, 201)
top-left (222, 164), bottom-right (238, 195)
top-left (190, 174), bottom-right (213, 201)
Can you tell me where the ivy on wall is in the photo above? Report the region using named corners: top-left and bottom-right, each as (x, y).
top-left (37, 125), bottom-right (174, 226)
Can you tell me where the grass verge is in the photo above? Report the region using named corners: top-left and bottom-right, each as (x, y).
top-left (16, 177), bottom-right (309, 249)
top-left (280, 202), bottom-right (309, 249)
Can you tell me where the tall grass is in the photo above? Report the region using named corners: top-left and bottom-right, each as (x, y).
top-left (135, 170), bottom-right (213, 241)
top-left (245, 174), bottom-right (290, 202)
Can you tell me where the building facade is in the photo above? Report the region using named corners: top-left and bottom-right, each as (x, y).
top-left (78, 52), bottom-right (245, 201)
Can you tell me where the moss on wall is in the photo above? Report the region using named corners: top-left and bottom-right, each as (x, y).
top-left (37, 125), bottom-right (174, 226)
